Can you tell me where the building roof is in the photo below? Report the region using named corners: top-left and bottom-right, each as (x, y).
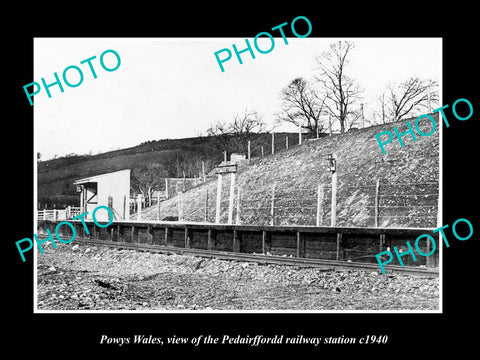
top-left (73, 169), bottom-right (130, 185)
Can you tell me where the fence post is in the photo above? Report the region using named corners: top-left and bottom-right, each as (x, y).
top-left (331, 156), bottom-right (338, 227)
top-left (270, 184), bottom-right (276, 226)
top-left (215, 174), bottom-right (223, 224)
top-left (374, 179), bottom-right (380, 227)
top-left (204, 189), bottom-right (209, 222)
top-left (177, 187), bottom-right (184, 222)
top-left (202, 161), bottom-right (206, 182)
top-left (261, 146), bottom-right (264, 157)
top-left (137, 194), bottom-right (142, 220)
top-left (316, 184), bottom-right (324, 226)
top-left (271, 131), bottom-right (275, 155)
top-left (182, 171), bottom-right (186, 192)
top-left (247, 141), bottom-right (251, 162)
top-left (165, 178), bottom-right (169, 199)
top-left (228, 173), bottom-right (236, 224)
top-left (298, 123), bottom-right (302, 145)
top-left (235, 187), bottom-right (241, 225)
top-left (157, 197), bottom-right (160, 221)
top-left (286, 136), bottom-right (289, 149)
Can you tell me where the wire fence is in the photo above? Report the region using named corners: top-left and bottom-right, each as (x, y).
top-left (149, 177), bottom-right (439, 228)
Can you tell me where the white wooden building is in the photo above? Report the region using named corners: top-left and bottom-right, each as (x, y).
top-left (73, 169), bottom-right (130, 221)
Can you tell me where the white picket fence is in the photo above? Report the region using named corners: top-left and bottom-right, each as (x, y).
top-left (37, 206), bottom-right (82, 220)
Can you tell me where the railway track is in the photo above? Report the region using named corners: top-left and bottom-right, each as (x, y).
top-left (74, 238), bottom-right (439, 278)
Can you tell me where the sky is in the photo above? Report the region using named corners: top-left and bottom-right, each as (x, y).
top-left (34, 37), bottom-right (442, 160)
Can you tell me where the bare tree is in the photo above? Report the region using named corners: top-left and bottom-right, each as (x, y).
top-left (131, 164), bottom-right (168, 206)
top-left (314, 41), bottom-right (362, 133)
top-left (345, 108), bottom-right (363, 130)
top-left (275, 77), bottom-right (327, 135)
top-left (207, 108), bottom-right (265, 155)
top-left (387, 77), bottom-right (439, 121)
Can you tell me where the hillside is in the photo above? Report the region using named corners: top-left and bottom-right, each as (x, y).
top-left (139, 115), bottom-right (440, 228)
top-left (37, 132), bottom-right (306, 208)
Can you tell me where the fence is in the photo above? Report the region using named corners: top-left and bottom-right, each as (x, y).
top-left (237, 131), bottom-right (331, 163)
top-left (37, 206), bottom-right (82, 220)
top-left (129, 177), bottom-right (208, 214)
top-left (38, 219), bottom-right (440, 270)
top-left (143, 177), bottom-right (439, 229)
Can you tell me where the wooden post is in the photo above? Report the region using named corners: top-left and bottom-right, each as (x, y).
top-left (271, 131), bottom-right (275, 155)
top-left (202, 161), bottom-right (206, 182)
top-left (316, 184), bottom-right (324, 226)
top-left (336, 233), bottom-right (342, 260)
top-left (228, 173), bottom-right (236, 224)
top-left (262, 230), bottom-right (268, 254)
top-left (331, 156), bottom-right (337, 227)
top-left (157, 197), bottom-right (160, 221)
top-left (270, 184), bottom-right (276, 226)
top-left (207, 229), bottom-right (214, 250)
top-left (223, 151), bottom-right (227, 163)
top-left (215, 174), bottom-right (223, 224)
top-left (261, 146), bottom-right (264, 157)
top-left (185, 228), bottom-right (190, 248)
top-left (137, 194), bottom-right (142, 220)
top-left (374, 179), bottom-right (380, 227)
top-left (247, 140), bottom-right (251, 162)
top-left (316, 125), bottom-right (319, 139)
top-left (235, 187), bottom-right (241, 225)
top-left (204, 189), bottom-right (209, 222)
top-left (164, 227), bottom-right (169, 246)
top-left (298, 123), bottom-right (302, 145)
top-left (296, 231), bottom-right (306, 258)
top-left (379, 234), bottom-right (385, 253)
top-left (178, 189), bottom-right (184, 221)
top-left (286, 136), bottom-right (289, 149)
top-left (165, 178), bottom-right (169, 199)
top-left (80, 187), bottom-right (84, 214)
top-left (233, 230), bottom-right (240, 252)
top-left (182, 170), bottom-right (186, 192)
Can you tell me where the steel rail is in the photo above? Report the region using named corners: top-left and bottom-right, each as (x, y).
top-left (70, 237), bottom-right (438, 278)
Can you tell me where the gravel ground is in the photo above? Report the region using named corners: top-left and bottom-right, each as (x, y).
top-left (36, 242), bottom-right (439, 311)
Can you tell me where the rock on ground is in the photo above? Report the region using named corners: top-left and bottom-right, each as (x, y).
top-left (36, 242), bottom-right (439, 311)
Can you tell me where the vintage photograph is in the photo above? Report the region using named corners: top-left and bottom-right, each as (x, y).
top-left (34, 37), bottom-right (442, 312)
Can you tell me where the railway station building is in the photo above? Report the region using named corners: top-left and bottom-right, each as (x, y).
top-left (73, 169), bottom-right (131, 221)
